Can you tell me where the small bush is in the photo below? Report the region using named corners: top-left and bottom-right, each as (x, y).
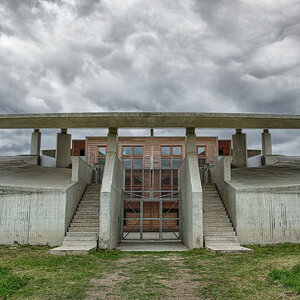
top-left (269, 264), bottom-right (300, 294)
top-left (0, 266), bottom-right (28, 298)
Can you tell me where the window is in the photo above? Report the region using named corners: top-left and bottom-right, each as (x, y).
top-left (133, 158), bottom-right (143, 169)
top-left (219, 149), bottom-right (224, 156)
top-left (123, 146), bottom-right (132, 156)
top-left (197, 145), bottom-right (206, 166)
top-left (161, 170), bottom-right (171, 186)
top-left (161, 145), bottom-right (182, 169)
top-left (198, 147), bottom-right (206, 156)
top-left (97, 146), bottom-right (106, 166)
top-left (161, 146), bottom-right (170, 155)
top-left (134, 146), bottom-right (143, 156)
top-left (123, 158), bottom-right (132, 169)
top-left (172, 147), bottom-right (181, 155)
top-left (80, 149), bottom-right (85, 156)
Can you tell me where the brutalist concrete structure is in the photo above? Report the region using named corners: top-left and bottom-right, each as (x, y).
top-left (0, 112), bottom-right (299, 253)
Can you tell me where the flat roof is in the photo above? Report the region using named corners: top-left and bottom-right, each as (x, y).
top-left (0, 112), bottom-right (300, 129)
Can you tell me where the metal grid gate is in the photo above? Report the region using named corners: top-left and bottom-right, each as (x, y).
top-left (121, 190), bottom-right (182, 241)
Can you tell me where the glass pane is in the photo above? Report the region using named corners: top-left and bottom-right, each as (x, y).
top-left (134, 146), bottom-right (143, 156)
top-left (133, 158), bottom-right (143, 169)
top-left (173, 170), bottom-right (178, 186)
top-left (123, 146), bottom-right (132, 156)
top-left (98, 147), bottom-right (106, 156)
top-left (125, 170), bottom-right (131, 186)
top-left (161, 171), bottom-right (171, 186)
top-left (98, 158), bottom-right (105, 166)
top-left (198, 158), bottom-right (206, 166)
top-left (123, 158), bottom-right (132, 169)
top-left (161, 146), bottom-right (170, 155)
top-left (198, 147), bottom-right (206, 156)
top-left (172, 147), bottom-right (181, 155)
top-left (161, 158), bottom-right (171, 169)
top-left (172, 158), bottom-right (181, 169)
top-left (133, 176), bottom-right (143, 186)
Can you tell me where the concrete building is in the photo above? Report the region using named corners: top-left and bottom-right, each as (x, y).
top-left (0, 112), bottom-right (299, 254)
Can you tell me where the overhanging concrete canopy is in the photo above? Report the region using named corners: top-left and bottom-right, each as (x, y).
top-left (0, 112), bottom-right (300, 129)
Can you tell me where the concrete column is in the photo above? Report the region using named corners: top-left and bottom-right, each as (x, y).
top-left (56, 128), bottom-right (71, 168)
top-left (232, 129), bottom-right (247, 168)
top-left (30, 129), bottom-right (41, 155)
top-left (185, 127), bottom-right (196, 155)
top-left (107, 127), bottom-right (118, 154)
top-left (261, 129), bottom-right (272, 156)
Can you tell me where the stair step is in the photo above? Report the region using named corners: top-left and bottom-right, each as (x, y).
top-left (205, 236), bottom-right (239, 242)
top-left (204, 226), bottom-right (234, 232)
top-left (68, 227), bottom-right (99, 232)
top-left (73, 218), bottom-right (99, 222)
top-left (204, 231), bottom-right (236, 236)
top-left (64, 236), bottom-right (98, 241)
top-left (70, 222), bottom-right (98, 227)
top-left (66, 232), bottom-right (98, 237)
top-left (63, 240), bottom-right (98, 246)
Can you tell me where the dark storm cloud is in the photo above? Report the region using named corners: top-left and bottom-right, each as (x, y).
top-left (0, 0), bottom-right (299, 154)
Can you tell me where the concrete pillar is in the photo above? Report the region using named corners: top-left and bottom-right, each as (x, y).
top-left (232, 129), bottom-right (247, 168)
top-left (56, 128), bottom-right (71, 168)
top-left (261, 129), bottom-right (272, 156)
top-left (107, 127), bottom-right (118, 154)
top-left (185, 127), bottom-right (196, 155)
top-left (30, 129), bottom-right (41, 155)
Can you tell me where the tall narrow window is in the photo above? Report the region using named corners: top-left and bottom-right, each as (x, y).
top-left (97, 146), bottom-right (106, 166)
top-left (197, 146), bottom-right (206, 165)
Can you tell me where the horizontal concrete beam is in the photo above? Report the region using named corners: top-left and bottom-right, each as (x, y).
top-left (0, 112), bottom-right (300, 129)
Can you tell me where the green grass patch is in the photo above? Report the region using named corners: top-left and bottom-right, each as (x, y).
top-left (0, 244), bottom-right (299, 299)
top-left (0, 266), bottom-right (28, 298)
top-left (269, 264), bottom-right (300, 294)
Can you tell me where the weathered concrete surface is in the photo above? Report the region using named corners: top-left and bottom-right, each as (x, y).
top-left (232, 129), bottom-right (247, 168)
top-left (1, 112), bottom-right (300, 129)
top-left (30, 129), bottom-right (41, 156)
top-left (179, 129), bottom-right (203, 249)
top-left (261, 129), bottom-right (272, 156)
top-left (99, 131), bottom-right (125, 249)
top-left (56, 129), bottom-right (71, 168)
top-left (116, 241), bottom-right (188, 251)
top-left (0, 156), bottom-right (92, 246)
top-left (49, 245), bottom-right (96, 255)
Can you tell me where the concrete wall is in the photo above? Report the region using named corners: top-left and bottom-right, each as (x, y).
top-left (179, 153), bottom-right (203, 248)
top-left (0, 157), bottom-right (93, 246)
top-left (247, 155), bottom-right (262, 168)
top-left (233, 186), bottom-right (300, 244)
top-left (211, 157), bottom-right (300, 244)
top-left (99, 153), bottom-right (125, 249)
top-left (65, 157), bottom-right (93, 231)
top-left (40, 155), bottom-right (56, 167)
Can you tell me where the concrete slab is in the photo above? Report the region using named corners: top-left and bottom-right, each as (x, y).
top-left (0, 156), bottom-right (72, 190)
top-left (49, 245), bottom-right (96, 255)
top-left (231, 156), bottom-right (300, 189)
top-left (116, 241), bottom-right (188, 252)
top-left (206, 245), bottom-right (252, 253)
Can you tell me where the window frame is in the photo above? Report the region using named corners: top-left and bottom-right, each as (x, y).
top-left (97, 145), bottom-right (107, 166)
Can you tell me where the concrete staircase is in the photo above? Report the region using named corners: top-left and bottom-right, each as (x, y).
top-left (49, 184), bottom-right (101, 255)
top-left (203, 183), bottom-right (252, 253)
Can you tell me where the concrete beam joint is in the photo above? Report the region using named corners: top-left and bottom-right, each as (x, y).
top-left (186, 127), bottom-right (195, 135)
top-left (236, 128), bottom-right (242, 134)
top-left (34, 128), bottom-right (40, 133)
top-left (109, 127), bottom-right (118, 135)
top-left (263, 129), bottom-right (269, 133)
top-left (61, 128), bottom-right (67, 134)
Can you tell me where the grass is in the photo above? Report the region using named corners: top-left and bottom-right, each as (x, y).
top-left (0, 244), bottom-right (299, 299)
top-left (269, 264), bottom-right (300, 294)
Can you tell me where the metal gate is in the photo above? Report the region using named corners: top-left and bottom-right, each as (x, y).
top-left (121, 189), bottom-right (182, 241)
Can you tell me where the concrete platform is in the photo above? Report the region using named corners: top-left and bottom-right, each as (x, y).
top-left (49, 245), bottom-right (97, 255)
top-left (231, 156), bottom-right (300, 189)
top-left (116, 241), bottom-right (188, 252)
top-left (0, 156), bottom-right (72, 190)
top-left (206, 245), bottom-right (252, 253)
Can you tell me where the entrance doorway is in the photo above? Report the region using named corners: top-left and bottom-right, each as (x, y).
top-left (121, 189), bottom-right (181, 240)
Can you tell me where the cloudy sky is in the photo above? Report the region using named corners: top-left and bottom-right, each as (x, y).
top-left (0, 0), bottom-right (299, 155)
